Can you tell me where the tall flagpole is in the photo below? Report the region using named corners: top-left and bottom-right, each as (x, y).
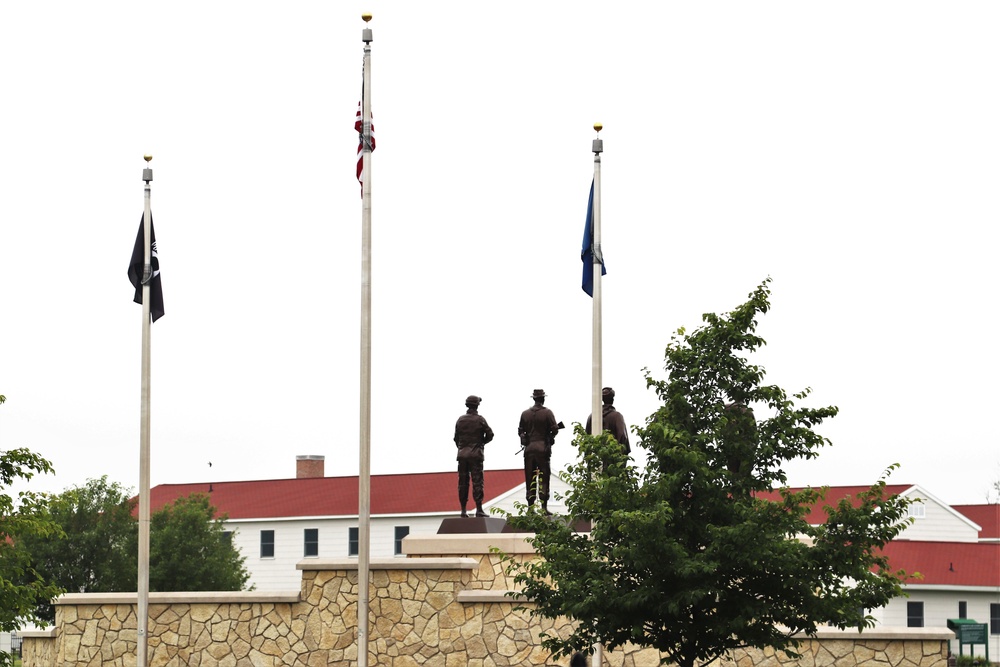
top-left (358, 13), bottom-right (374, 667)
top-left (590, 124), bottom-right (604, 454)
top-left (590, 124), bottom-right (604, 667)
top-left (137, 154), bottom-right (153, 667)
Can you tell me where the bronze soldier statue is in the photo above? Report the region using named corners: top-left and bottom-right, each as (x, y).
top-left (518, 389), bottom-right (562, 515)
top-left (585, 386), bottom-right (630, 454)
top-left (454, 395), bottom-right (494, 518)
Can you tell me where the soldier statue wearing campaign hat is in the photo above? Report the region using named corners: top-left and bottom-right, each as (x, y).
top-left (518, 389), bottom-right (563, 515)
top-left (585, 386), bottom-right (630, 455)
top-left (454, 395), bottom-right (494, 517)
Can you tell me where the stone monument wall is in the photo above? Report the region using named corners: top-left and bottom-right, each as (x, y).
top-left (21, 533), bottom-right (952, 667)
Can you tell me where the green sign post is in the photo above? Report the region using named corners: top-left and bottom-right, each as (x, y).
top-left (947, 619), bottom-right (989, 662)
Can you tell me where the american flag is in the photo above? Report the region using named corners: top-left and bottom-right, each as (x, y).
top-left (355, 101), bottom-right (375, 192)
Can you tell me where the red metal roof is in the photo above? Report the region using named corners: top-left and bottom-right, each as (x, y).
top-left (147, 469), bottom-right (526, 520)
top-left (880, 540), bottom-right (1000, 587)
top-left (754, 485), bottom-right (914, 525)
top-left (143, 475), bottom-right (1000, 588)
top-left (952, 504), bottom-right (1000, 540)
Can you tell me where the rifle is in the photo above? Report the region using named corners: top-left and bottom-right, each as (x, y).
top-left (516, 422), bottom-right (565, 454)
top-left (545, 422), bottom-right (566, 455)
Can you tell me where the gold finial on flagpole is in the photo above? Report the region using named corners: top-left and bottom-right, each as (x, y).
top-left (144, 154), bottom-right (153, 162)
top-left (362, 13), bottom-right (373, 43)
top-left (594, 123), bottom-right (603, 133)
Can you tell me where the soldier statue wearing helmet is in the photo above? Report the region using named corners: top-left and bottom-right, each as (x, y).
top-left (454, 394), bottom-right (494, 517)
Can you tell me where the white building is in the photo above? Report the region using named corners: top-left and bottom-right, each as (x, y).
top-left (876, 487), bottom-right (999, 661)
top-left (149, 455), bottom-right (570, 591)
top-left (762, 484), bottom-right (999, 659)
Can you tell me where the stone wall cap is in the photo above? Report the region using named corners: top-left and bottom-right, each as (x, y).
top-left (55, 591), bottom-right (300, 605)
top-left (16, 629), bottom-right (56, 638)
top-left (297, 556), bottom-right (479, 571)
top-left (457, 589), bottom-right (530, 604)
top-left (798, 626), bottom-right (955, 641)
top-left (403, 533), bottom-right (537, 555)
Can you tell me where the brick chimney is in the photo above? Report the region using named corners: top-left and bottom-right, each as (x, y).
top-left (296, 455), bottom-right (325, 479)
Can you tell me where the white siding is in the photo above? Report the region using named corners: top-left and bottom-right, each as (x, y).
top-left (218, 477), bottom-right (572, 591)
top-left (220, 477), bottom-right (576, 590)
top-left (226, 515), bottom-right (454, 591)
top-left (899, 490), bottom-right (980, 543)
top-left (876, 589), bottom-right (999, 659)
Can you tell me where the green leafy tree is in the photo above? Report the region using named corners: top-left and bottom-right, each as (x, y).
top-left (502, 282), bottom-right (913, 667)
top-left (17, 476), bottom-right (137, 622)
top-left (0, 395), bottom-right (64, 667)
top-left (20, 483), bottom-right (250, 624)
top-left (147, 493), bottom-right (251, 592)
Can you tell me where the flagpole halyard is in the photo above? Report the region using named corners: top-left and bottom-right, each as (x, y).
top-left (137, 155), bottom-right (153, 667)
top-left (358, 14), bottom-right (374, 667)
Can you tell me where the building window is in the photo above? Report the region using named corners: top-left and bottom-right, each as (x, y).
top-left (958, 601), bottom-right (967, 619)
top-left (394, 526), bottom-right (410, 555)
top-left (907, 601), bottom-right (924, 628)
top-left (991, 603), bottom-right (999, 635)
top-left (348, 527), bottom-right (359, 556)
top-left (907, 502), bottom-right (926, 519)
top-left (221, 530), bottom-right (234, 546)
top-left (260, 530), bottom-right (275, 558)
top-left (304, 528), bottom-right (319, 557)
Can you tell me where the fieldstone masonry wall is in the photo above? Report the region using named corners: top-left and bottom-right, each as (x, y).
top-left (22, 533), bottom-right (952, 667)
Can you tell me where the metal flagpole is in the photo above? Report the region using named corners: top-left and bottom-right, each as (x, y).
top-left (590, 124), bottom-right (604, 667)
top-left (358, 13), bottom-right (374, 667)
top-left (590, 124), bottom-right (604, 461)
top-left (137, 154), bottom-right (153, 667)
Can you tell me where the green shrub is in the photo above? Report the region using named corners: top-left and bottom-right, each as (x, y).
top-left (955, 655), bottom-right (991, 667)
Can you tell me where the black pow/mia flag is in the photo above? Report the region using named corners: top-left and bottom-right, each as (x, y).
top-left (128, 214), bottom-right (165, 322)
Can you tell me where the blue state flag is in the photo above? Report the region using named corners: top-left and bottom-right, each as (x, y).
top-left (581, 180), bottom-right (606, 297)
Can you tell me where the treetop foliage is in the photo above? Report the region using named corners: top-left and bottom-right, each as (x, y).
top-left (0, 394), bottom-right (64, 667)
top-left (149, 493), bottom-right (251, 593)
top-left (18, 478), bottom-right (252, 624)
top-left (501, 282), bottom-right (913, 667)
top-left (16, 475), bottom-right (137, 622)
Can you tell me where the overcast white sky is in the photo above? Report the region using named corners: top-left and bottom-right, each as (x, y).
top-left (2, 2), bottom-right (998, 506)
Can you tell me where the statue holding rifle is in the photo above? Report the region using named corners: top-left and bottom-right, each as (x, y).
top-left (517, 389), bottom-right (563, 515)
